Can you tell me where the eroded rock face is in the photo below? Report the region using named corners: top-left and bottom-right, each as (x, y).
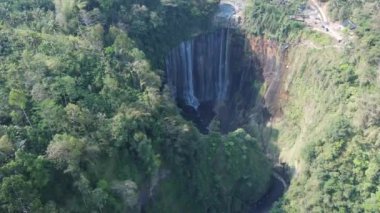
top-left (248, 37), bottom-right (288, 117)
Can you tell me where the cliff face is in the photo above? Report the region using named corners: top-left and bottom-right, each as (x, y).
top-left (165, 29), bottom-right (231, 110)
top-left (247, 36), bottom-right (287, 118)
top-left (166, 29), bottom-right (268, 132)
top-left (165, 29), bottom-right (288, 133)
top-left (164, 27), bottom-right (293, 210)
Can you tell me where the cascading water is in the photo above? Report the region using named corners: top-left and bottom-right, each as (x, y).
top-left (165, 28), bottom-right (231, 110)
top-left (165, 27), bottom-right (262, 133)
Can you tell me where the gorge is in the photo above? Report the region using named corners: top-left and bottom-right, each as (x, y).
top-left (1, 0), bottom-right (377, 212)
top-left (164, 3), bottom-right (288, 211)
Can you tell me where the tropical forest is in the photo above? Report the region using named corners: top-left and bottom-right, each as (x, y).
top-left (0, 0), bottom-right (379, 212)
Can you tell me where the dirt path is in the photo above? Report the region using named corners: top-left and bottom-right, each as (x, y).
top-left (310, 0), bottom-right (327, 22)
top-left (307, 0), bottom-right (344, 41)
top-left (294, 0), bottom-right (344, 42)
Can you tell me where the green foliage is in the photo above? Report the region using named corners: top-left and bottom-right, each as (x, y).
top-left (149, 128), bottom-right (271, 212)
top-left (244, 0), bottom-right (304, 40)
top-left (54, 0), bottom-right (86, 32)
top-left (0, 1), bottom-right (271, 212)
top-left (272, 22), bottom-right (380, 211)
top-left (194, 129), bottom-right (271, 211)
top-left (304, 30), bottom-right (334, 45)
top-left (326, 0), bottom-right (380, 68)
top-left (8, 89), bottom-right (27, 110)
top-left (46, 134), bottom-right (86, 170)
top-left (0, 175), bottom-right (44, 212)
top-left (0, 150), bottom-right (53, 212)
top-left (0, 135), bottom-right (14, 156)
top-left (328, 0), bottom-right (369, 21)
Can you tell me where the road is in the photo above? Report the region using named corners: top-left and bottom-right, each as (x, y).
top-left (306, 0), bottom-right (344, 41)
top-left (311, 0), bottom-right (327, 22)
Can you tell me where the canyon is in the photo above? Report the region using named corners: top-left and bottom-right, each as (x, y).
top-left (164, 3), bottom-right (289, 211)
top-left (0, 0), bottom-right (377, 212)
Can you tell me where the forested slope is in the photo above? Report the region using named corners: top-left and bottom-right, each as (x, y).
top-left (1, 0), bottom-right (378, 212)
top-left (244, 0), bottom-right (380, 212)
top-left (0, 0), bottom-right (271, 212)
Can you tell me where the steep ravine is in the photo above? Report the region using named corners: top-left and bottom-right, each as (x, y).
top-left (165, 26), bottom-right (289, 211)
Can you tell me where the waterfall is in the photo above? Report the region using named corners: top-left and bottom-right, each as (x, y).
top-left (166, 29), bottom-right (231, 109)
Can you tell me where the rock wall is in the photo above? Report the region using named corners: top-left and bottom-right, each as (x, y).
top-left (165, 29), bottom-right (287, 133)
top-left (165, 28), bottom-right (231, 109)
top-left (247, 36), bottom-right (288, 118)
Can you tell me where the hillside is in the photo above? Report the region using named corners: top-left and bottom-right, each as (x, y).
top-left (243, 0), bottom-right (380, 212)
top-left (0, 0), bottom-right (379, 212)
top-left (0, 0), bottom-right (272, 212)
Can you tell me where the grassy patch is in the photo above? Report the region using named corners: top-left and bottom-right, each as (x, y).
top-left (303, 30), bottom-right (334, 46)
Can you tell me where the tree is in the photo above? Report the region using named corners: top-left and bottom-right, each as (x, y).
top-left (8, 89), bottom-right (32, 126)
top-left (64, 103), bottom-right (92, 133)
top-left (363, 189), bottom-right (380, 212)
top-left (54, 0), bottom-right (87, 31)
top-left (111, 180), bottom-right (138, 210)
top-left (0, 175), bottom-right (43, 212)
top-left (82, 24), bottom-right (104, 50)
top-left (0, 135), bottom-right (14, 156)
top-left (46, 134), bottom-right (86, 173)
top-left (354, 93), bottom-right (380, 128)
